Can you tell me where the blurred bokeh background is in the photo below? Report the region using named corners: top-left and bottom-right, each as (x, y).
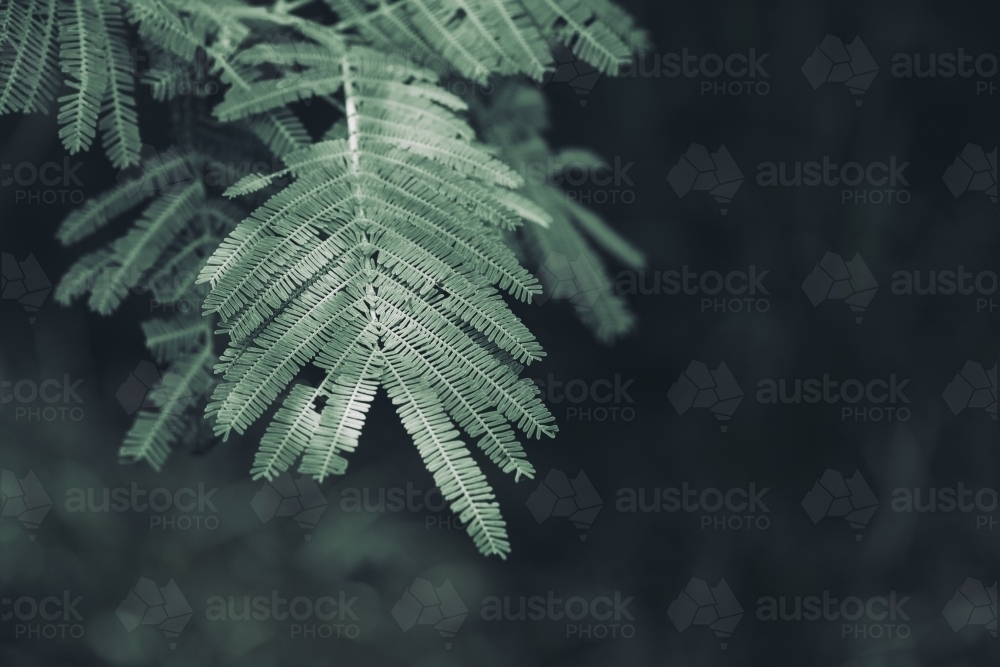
top-left (1, 0), bottom-right (996, 665)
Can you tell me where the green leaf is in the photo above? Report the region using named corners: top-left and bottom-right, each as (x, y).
top-left (203, 49), bottom-right (556, 556)
top-left (57, 0), bottom-right (108, 153)
top-left (98, 0), bottom-right (142, 168)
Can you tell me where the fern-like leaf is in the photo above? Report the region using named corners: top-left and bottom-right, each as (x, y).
top-left (240, 109), bottom-right (312, 158)
top-left (476, 81), bottom-right (644, 341)
top-left (57, 0), bottom-right (108, 153)
top-left (523, 0), bottom-right (641, 75)
top-left (329, 0), bottom-right (648, 80)
top-left (142, 315), bottom-right (210, 363)
top-left (382, 345), bottom-right (510, 557)
top-left (42, 0), bottom-right (648, 557)
top-left (89, 179), bottom-right (205, 314)
top-left (0, 0), bottom-right (61, 114)
top-left (300, 332), bottom-right (383, 480)
top-left (98, 0), bottom-right (142, 168)
top-left (53, 132), bottom-right (244, 471)
top-left (201, 48), bottom-right (556, 556)
top-left (54, 247), bottom-right (113, 305)
top-left (56, 148), bottom-right (193, 244)
top-left (120, 340), bottom-right (215, 471)
top-left (215, 67), bottom-right (345, 121)
top-left (122, 0), bottom-right (203, 62)
top-left (252, 383), bottom-right (323, 481)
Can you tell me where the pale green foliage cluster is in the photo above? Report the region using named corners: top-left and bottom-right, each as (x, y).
top-left (203, 49), bottom-right (563, 557)
top-left (474, 81), bottom-right (645, 341)
top-left (37, 0), bottom-right (647, 557)
top-left (328, 0), bottom-right (651, 82)
top-left (54, 141), bottom-right (247, 469)
top-left (1, 0), bottom-right (142, 167)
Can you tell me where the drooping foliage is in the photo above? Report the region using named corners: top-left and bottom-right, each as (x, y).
top-left (25, 0), bottom-right (648, 557)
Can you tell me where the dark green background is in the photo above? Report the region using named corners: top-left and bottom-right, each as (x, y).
top-left (1, 1), bottom-right (996, 665)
